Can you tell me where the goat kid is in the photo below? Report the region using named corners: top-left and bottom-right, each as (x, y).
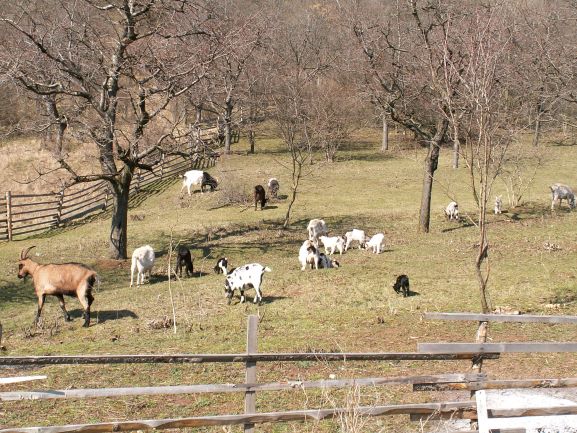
top-left (268, 178), bottom-right (280, 198)
top-left (365, 233), bottom-right (385, 254)
top-left (254, 185), bottom-right (268, 210)
top-left (175, 246), bottom-right (194, 278)
top-left (494, 196), bottom-right (503, 214)
top-left (224, 263), bottom-right (271, 304)
top-left (318, 253), bottom-right (340, 269)
top-left (214, 257), bottom-right (229, 274)
top-left (344, 229), bottom-right (366, 251)
top-left (299, 240), bottom-right (320, 270)
top-left (17, 246), bottom-right (97, 327)
top-left (307, 219), bottom-right (328, 247)
top-left (181, 170), bottom-right (218, 195)
top-left (393, 274), bottom-right (410, 298)
top-left (550, 183), bottom-right (576, 210)
top-left (130, 245), bottom-right (155, 287)
top-left (319, 235), bottom-right (345, 255)
top-left (445, 201), bottom-right (459, 220)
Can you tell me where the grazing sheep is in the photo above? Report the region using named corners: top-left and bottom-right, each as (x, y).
top-left (365, 233), bottom-right (385, 254)
top-left (299, 240), bottom-right (320, 271)
top-left (307, 219), bottom-right (328, 246)
top-left (214, 257), bottom-right (229, 275)
top-left (494, 196), bottom-right (502, 214)
top-left (393, 275), bottom-right (410, 297)
top-left (224, 263), bottom-right (271, 304)
top-left (445, 201), bottom-right (459, 220)
top-left (550, 183), bottom-right (576, 210)
top-left (319, 235), bottom-right (345, 255)
top-left (344, 229), bottom-right (367, 251)
top-left (268, 178), bottom-right (280, 198)
top-left (254, 185), bottom-right (267, 210)
top-left (130, 245), bottom-right (155, 287)
top-left (318, 253), bottom-right (340, 269)
top-left (181, 170), bottom-right (218, 195)
top-left (175, 246), bottom-right (194, 278)
top-left (17, 246), bottom-right (97, 327)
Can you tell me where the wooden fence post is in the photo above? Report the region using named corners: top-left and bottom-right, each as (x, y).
top-left (103, 186), bottom-right (111, 211)
top-left (5, 191), bottom-right (12, 241)
top-left (159, 153), bottom-right (166, 179)
top-left (55, 189), bottom-right (65, 226)
top-left (135, 169), bottom-right (142, 193)
top-left (244, 315), bottom-right (259, 433)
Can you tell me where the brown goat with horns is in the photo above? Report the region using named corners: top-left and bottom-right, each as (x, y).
top-left (17, 246), bottom-right (97, 327)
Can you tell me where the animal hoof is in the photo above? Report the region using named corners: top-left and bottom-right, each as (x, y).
top-left (65, 316), bottom-right (72, 322)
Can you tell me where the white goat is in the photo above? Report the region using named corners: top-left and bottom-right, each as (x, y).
top-left (445, 201), bottom-right (459, 220)
top-left (365, 233), bottom-right (385, 254)
top-left (224, 263), bottom-right (271, 304)
top-left (299, 240), bottom-right (320, 271)
top-left (180, 170), bottom-right (218, 195)
top-left (319, 235), bottom-right (345, 255)
top-left (344, 229), bottom-right (367, 251)
top-left (318, 253), bottom-right (340, 269)
top-left (550, 183), bottom-right (576, 210)
top-left (130, 245), bottom-right (155, 287)
top-left (268, 178), bottom-right (280, 198)
top-left (494, 196), bottom-right (503, 214)
top-left (307, 219), bottom-right (328, 246)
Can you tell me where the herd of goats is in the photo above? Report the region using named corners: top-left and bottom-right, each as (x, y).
top-left (13, 169), bottom-right (576, 328)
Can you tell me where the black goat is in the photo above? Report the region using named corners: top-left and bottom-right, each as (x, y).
top-left (254, 185), bottom-right (267, 210)
top-left (393, 275), bottom-right (410, 297)
top-left (175, 246), bottom-right (194, 278)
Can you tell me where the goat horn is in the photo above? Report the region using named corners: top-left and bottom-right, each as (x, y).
top-left (20, 246), bottom-right (36, 260)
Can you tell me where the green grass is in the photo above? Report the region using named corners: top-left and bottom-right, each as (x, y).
top-left (1, 130), bottom-right (577, 432)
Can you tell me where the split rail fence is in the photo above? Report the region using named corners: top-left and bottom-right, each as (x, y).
top-left (1, 313), bottom-right (577, 433)
top-left (0, 151), bottom-right (218, 242)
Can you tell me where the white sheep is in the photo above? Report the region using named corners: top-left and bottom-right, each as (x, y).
top-left (224, 263), bottom-right (271, 304)
top-left (307, 218), bottom-right (328, 246)
top-left (445, 201), bottom-right (459, 220)
top-left (550, 183), bottom-right (576, 210)
top-left (344, 229), bottom-right (367, 251)
top-left (319, 235), bottom-right (345, 255)
top-left (130, 245), bottom-right (155, 287)
top-left (494, 196), bottom-right (502, 214)
top-left (299, 240), bottom-right (320, 271)
top-left (365, 233), bottom-right (385, 254)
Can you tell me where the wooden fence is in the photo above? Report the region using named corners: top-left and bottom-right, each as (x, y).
top-left (0, 151), bottom-right (218, 241)
top-left (1, 314), bottom-right (577, 433)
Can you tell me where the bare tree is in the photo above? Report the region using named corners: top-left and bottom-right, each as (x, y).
top-left (0, 0), bottom-right (215, 259)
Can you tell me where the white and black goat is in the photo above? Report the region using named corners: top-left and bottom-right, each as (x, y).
top-left (365, 233), bottom-right (385, 254)
top-left (254, 185), bottom-right (267, 210)
top-left (175, 246), bottom-right (194, 278)
top-left (550, 183), bottom-right (576, 210)
top-left (214, 257), bottom-right (229, 274)
top-left (344, 229), bottom-right (367, 251)
top-left (17, 246), bottom-right (97, 327)
top-left (181, 170), bottom-right (218, 195)
top-left (299, 240), bottom-right (320, 270)
top-left (130, 245), bottom-right (155, 287)
top-left (268, 178), bottom-right (280, 198)
top-left (307, 219), bottom-right (328, 246)
top-left (224, 263), bottom-right (271, 304)
top-left (445, 201), bottom-right (459, 220)
top-left (319, 235), bottom-right (345, 255)
top-left (318, 253), bottom-right (340, 269)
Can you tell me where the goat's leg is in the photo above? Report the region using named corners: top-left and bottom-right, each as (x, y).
top-left (254, 287), bottom-right (262, 304)
top-left (56, 294), bottom-right (71, 321)
top-left (34, 294), bottom-right (46, 326)
top-left (239, 289), bottom-right (245, 303)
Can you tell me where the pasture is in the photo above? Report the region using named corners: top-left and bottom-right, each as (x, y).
top-left (1, 129), bottom-right (577, 432)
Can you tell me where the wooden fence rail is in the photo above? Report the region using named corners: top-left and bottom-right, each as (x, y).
top-left (1, 151), bottom-right (218, 241)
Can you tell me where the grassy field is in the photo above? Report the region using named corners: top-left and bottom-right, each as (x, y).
top-left (1, 129), bottom-right (577, 432)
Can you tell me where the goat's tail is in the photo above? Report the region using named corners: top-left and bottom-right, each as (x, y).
top-left (263, 266), bottom-right (272, 272)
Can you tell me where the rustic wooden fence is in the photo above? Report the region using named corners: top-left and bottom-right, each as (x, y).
top-left (0, 151), bottom-right (218, 241)
top-left (1, 314), bottom-right (577, 433)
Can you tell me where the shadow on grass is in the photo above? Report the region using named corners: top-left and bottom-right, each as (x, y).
top-left (0, 279), bottom-right (37, 305)
top-left (93, 309), bottom-right (139, 323)
top-left (228, 295), bottom-right (288, 305)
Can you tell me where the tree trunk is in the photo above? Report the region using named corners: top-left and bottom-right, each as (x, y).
top-left (381, 116), bottom-right (389, 151)
top-left (109, 167), bottom-right (133, 259)
top-left (452, 122), bottom-right (460, 169)
top-left (418, 119), bottom-right (448, 233)
top-left (224, 100), bottom-right (233, 154)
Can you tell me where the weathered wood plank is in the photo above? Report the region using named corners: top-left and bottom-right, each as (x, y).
top-left (0, 352), bottom-right (498, 366)
top-left (414, 377), bottom-right (577, 391)
top-left (418, 342), bottom-right (577, 353)
top-left (0, 401), bottom-right (476, 433)
top-left (244, 315), bottom-right (258, 433)
top-left (0, 376), bottom-right (47, 385)
top-left (424, 312), bottom-right (577, 324)
top-left (489, 405), bottom-right (577, 417)
top-left (0, 374), bottom-right (485, 401)
top-left (476, 390), bottom-right (489, 433)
